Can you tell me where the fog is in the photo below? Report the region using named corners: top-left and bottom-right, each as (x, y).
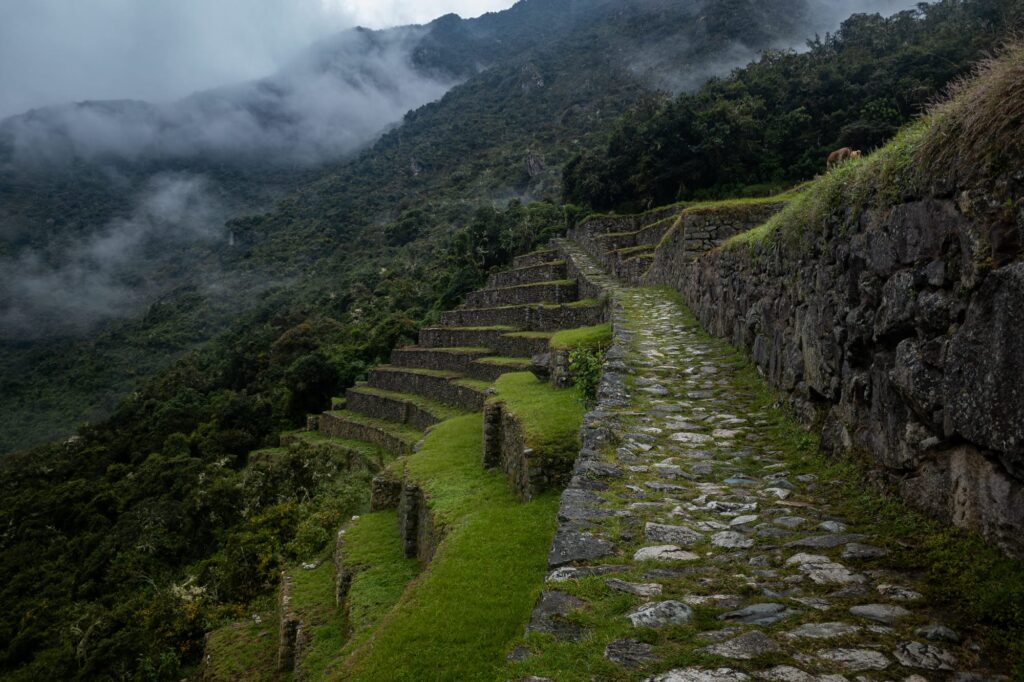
top-left (0, 173), bottom-right (228, 339)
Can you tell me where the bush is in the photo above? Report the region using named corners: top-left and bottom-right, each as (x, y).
top-left (568, 346), bottom-right (604, 406)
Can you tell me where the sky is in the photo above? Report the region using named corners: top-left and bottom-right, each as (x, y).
top-left (0, 0), bottom-right (516, 119)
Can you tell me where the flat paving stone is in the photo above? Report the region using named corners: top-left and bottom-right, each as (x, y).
top-left (700, 631), bottom-right (780, 660)
top-left (627, 600), bottom-right (694, 628)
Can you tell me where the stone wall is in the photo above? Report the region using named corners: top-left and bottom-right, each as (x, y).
top-left (670, 198), bottom-right (1024, 558)
top-left (482, 401), bottom-right (574, 500)
top-left (641, 201), bottom-right (787, 289)
top-left (398, 482), bottom-right (441, 565)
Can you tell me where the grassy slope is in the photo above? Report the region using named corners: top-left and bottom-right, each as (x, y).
top-left (549, 323), bottom-right (612, 350)
top-left (335, 413), bottom-right (561, 681)
top-left (490, 372), bottom-right (586, 463)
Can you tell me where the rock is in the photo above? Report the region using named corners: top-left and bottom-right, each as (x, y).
top-left (876, 584), bottom-right (923, 601)
top-left (816, 647), bottom-right (891, 670)
top-left (785, 553), bottom-right (829, 565)
top-left (506, 645), bottom-right (531, 662)
top-left (730, 515), bottom-right (759, 526)
top-left (786, 534), bottom-right (866, 549)
top-left (944, 263), bottom-right (1024, 461)
top-left (606, 578), bottom-right (663, 597)
top-left (774, 516), bottom-right (808, 529)
top-left (647, 669), bottom-right (751, 682)
top-left (720, 603), bottom-right (797, 626)
top-left (522, 677), bottom-right (555, 682)
top-left (627, 600), bottom-right (694, 628)
top-left (893, 641), bottom-right (957, 670)
top-left (785, 622), bottom-right (861, 639)
top-left (800, 561), bottom-right (866, 585)
top-left (548, 530), bottom-right (615, 568)
top-left (701, 631), bottom-right (780, 660)
top-left (754, 666), bottom-right (847, 682)
top-left (914, 624), bottom-right (960, 642)
top-left (527, 591), bottom-right (586, 641)
top-left (712, 531), bottom-right (754, 549)
top-left (646, 522), bottom-right (703, 545)
top-left (842, 543), bottom-right (890, 560)
top-left (604, 638), bottom-right (657, 668)
top-left (546, 565), bottom-right (630, 583)
top-left (634, 545), bottom-right (701, 562)
top-left (818, 520), bottom-right (848, 533)
top-left (849, 603), bottom-right (911, 624)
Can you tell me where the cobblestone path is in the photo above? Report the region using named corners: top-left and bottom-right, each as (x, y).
top-left (520, 285), bottom-right (1010, 681)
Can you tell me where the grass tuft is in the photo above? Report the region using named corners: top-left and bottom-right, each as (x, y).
top-left (490, 372), bottom-right (586, 462)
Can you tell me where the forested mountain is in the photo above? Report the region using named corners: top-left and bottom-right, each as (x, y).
top-left (2, 0), bottom-right (1021, 679)
top-left (0, 0), bottom-right (824, 456)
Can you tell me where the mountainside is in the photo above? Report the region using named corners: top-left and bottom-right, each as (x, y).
top-left (0, 0), bottom-right (837, 456)
top-left (3, 0), bottom-right (1023, 680)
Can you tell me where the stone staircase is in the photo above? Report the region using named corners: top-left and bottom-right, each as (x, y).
top-left (570, 197), bottom-right (791, 285)
top-left (203, 242), bottom-right (614, 681)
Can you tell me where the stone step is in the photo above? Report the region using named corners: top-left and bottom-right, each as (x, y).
top-left (346, 386), bottom-right (466, 431)
top-left (513, 248), bottom-right (561, 269)
top-left (417, 325), bottom-right (515, 349)
top-left (487, 260), bottom-right (567, 289)
top-left (390, 346), bottom-right (492, 374)
top-left (467, 357), bottom-right (534, 382)
top-left (319, 410), bottom-right (422, 456)
top-left (367, 366), bottom-right (490, 411)
top-left (279, 430), bottom-right (389, 470)
top-left (439, 299), bottom-right (607, 332)
top-left (491, 330), bottom-right (554, 358)
top-left (593, 215), bottom-right (676, 253)
top-left (465, 280), bottom-right (579, 308)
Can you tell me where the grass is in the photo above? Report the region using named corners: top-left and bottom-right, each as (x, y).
top-left (202, 613), bottom-right (280, 682)
top-left (493, 279), bottom-right (576, 290)
top-left (549, 323), bottom-right (612, 351)
top-left (332, 414), bottom-right (561, 681)
top-left (489, 372), bottom-right (586, 462)
top-left (476, 356), bottom-right (532, 366)
top-left (287, 560), bottom-right (341, 681)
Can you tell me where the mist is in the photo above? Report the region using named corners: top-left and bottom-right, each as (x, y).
top-left (0, 173), bottom-right (228, 339)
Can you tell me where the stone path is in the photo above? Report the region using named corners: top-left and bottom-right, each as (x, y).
top-left (523, 285), bottom-right (1010, 681)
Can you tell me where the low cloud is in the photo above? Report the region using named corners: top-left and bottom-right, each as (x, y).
top-left (0, 173), bottom-right (228, 339)
top-left (2, 27), bottom-right (458, 167)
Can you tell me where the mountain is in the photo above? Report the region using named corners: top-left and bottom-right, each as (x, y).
top-left (6, 0), bottom-right (1020, 678)
top-left (0, 0), bottom-right (833, 456)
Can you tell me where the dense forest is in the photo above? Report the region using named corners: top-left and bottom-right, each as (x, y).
top-left (564, 0), bottom-right (1024, 210)
top-left (2, 0), bottom-right (1023, 679)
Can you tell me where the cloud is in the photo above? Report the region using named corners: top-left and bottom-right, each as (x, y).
top-left (0, 173), bottom-right (228, 339)
top-left (338, 0), bottom-right (515, 28)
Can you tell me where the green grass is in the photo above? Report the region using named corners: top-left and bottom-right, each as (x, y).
top-left (476, 356), bottom-right (532, 366)
top-left (549, 323), bottom-right (612, 351)
top-left (490, 372), bottom-right (586, 462)
top-left (202, 614), bottom-right (280, 682)
top-left (615, 244), bottom-right (655, 257)
top-left (333, 414), bottom-right (561, 681)
top-left (505, 330), bottom-right (556, 340)
top-left (494, 279), bottom-right (576, 290)
top-left (288, 561), bottom-right (342, 681)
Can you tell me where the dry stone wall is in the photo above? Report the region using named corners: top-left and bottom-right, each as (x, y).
top-left (674, 198), bottom-right (1024, 558)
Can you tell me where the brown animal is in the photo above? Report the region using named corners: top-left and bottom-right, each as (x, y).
top-left (827, 147), bottom-right (862, 170)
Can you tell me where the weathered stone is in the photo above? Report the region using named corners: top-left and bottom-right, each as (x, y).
top-left (646, 668), bottom-right (750, 682)
top-left (606, 578), bottom-right (663, 597)
top-left (701, 631), bottom-right (780, 660)
top-left (627, 600), bottom-right (694, 628)
top-left (634, 545), bottom-right (701, 562)
top-left (711, 531), bottom-right (754, 548)
top-left (800, 562), bottom-right (866, 585)
top-left (548, 530), bottom-right (615, 568)
top-left (914, 624), bottom-right (959, 642)
top-left (893, 641), bottom-right (957, 670)
top-left (842, 543), bottom-right (890, 560)
top-left (786, 621), bottom-right (861, 639)
top-left (645, 522), bottom-right (703, 545)
top-left (754, 666), bottom-right (847, 682)
top-left (849, 603), bottom-right (911, 624)
top-left (720, 603), bottom-right (796, 626)
top-left (527, 590), bottom-right (585, 641)
top-left (604, 638), bottom-right (657, 668)
top-left (876, 584), bottom-right (922, 601)
top-left (944, 263), bottom-right (1024, 462)
top-left (786, 534), bottom-right (866, 549)
top-left (816, 647), bottom-right (891, 670)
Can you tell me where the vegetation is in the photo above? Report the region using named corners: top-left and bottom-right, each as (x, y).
top-left (564, 0), bottom-right (1024, 211)
top-left (337, 414), bottom-right (561, 681)
top-left (549, 323), bottom-right (612, 351)
top-left (490, 372), bottom-right (587, 462)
